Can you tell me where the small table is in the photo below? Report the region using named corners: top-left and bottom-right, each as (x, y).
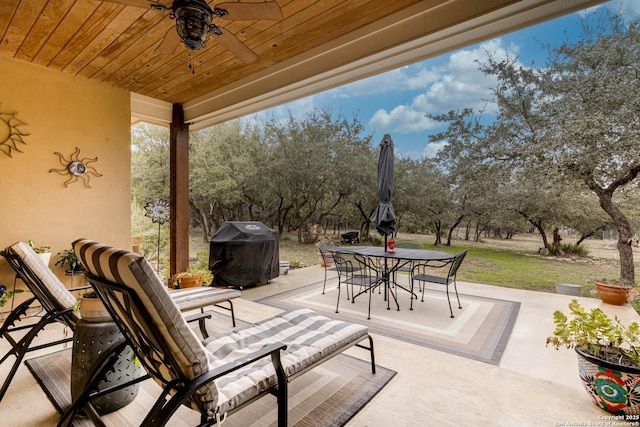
top-left (71, 318), bottom-right (142, 415)
top-left (329, 246), bottom-right (454, 311)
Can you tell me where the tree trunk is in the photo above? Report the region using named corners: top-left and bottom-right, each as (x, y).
top-left (446, 215), bottom-right (466, 246)
top-left (200, 211), bottom-right (211, 242)
top-left (594, 189), bottom-right (635, 284)
top-left (576, 231), bottom-right (595, 246)
top-left (584, 166), bottom-right (640, 285)
top-left (535, 220), bottom-right (549, 249)
top-left (517, 210), bottom-right (549, 249)
top-left (433, 220), bottom-right (442, 245)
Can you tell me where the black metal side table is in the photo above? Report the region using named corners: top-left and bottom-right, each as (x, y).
top-left (71, 318), bottom-right (142, 415)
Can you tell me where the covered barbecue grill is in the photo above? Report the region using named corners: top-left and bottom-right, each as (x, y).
top-left (209, 221), bottom-right (279, 289)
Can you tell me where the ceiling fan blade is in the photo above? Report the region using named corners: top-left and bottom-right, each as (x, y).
top-left (98, 0), bottom-right (169, 9)
top-left (215, 2), bottom-right (283, 21)
top-left (214, 28), bottom-right (259, 63)
top-left (156, 27), bottom-right (182, 54)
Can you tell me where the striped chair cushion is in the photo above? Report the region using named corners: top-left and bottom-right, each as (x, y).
top-left (208, 308), bottom-right (369, 414)
top-left (9, 241), bottom-right (78, 314)
top-left (72, 238), bottom-right (218, 412)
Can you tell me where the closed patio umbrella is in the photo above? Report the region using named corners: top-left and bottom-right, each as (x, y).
top-left (370, 134), bottom-right (397, 248)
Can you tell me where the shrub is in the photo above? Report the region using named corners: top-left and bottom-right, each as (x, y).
top-left (548, 243), bottom-right (589, 257)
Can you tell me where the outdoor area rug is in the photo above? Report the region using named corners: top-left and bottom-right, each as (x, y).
top-left (258, 278), bottom-right (520, 365)
top-left (26, 348), bottom-right (395, 427)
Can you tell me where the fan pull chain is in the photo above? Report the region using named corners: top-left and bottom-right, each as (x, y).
top-left (189, 51), bottom-right (195, 75)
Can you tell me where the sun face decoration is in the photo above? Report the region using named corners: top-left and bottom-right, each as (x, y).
top-left (0, 103), bottom-right (30, 157)
top-left (49, 147), bottom-right (103, 188)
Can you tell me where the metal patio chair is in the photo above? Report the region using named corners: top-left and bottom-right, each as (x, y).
top-left (334, 252), bottom-right (382, 320)
top-left (409, 249), bottom-right (469, 317)
top-left (393, 240), bottom-right (424, 290)
top-left (317, 238), bottom-right (336, 294)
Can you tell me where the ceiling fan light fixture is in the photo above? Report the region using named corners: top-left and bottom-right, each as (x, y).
top-left (173, 1), bottom-right (213, 50)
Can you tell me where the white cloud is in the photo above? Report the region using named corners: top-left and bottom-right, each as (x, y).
top-left (422, 140), bottom-right (448, 159)
top-left (369, 106), bottom-right (439, 134)
top-left (368, 38), bottom-right (519, 134)
top-left (332, 65), bottom-right (443, 97)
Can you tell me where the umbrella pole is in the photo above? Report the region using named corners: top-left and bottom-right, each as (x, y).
top-left (383, 234), bottom-right (389, 303)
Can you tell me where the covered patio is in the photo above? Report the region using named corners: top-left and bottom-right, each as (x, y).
top-left (0, 0), bottom-right (619, 425)
top-left (1, 266), bottom-right (637, 425)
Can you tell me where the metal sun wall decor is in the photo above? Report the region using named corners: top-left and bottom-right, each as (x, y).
top-left (0, 103), bottom-right (29, 158)
top-left (49, 147), bottom-right (103, 188)
top-left (145, 198), bottom-right (170, 274)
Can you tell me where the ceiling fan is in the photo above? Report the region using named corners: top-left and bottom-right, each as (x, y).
top-left (103, 0), bottom-right (283, 63)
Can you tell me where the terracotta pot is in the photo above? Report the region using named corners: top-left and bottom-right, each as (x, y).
top-left (131, 236), bottom-right (142, 254)
top-left (178, 277), bottom-right (203, 288)
top-left (594, 281), bottom-right (633, 306)
top-left (79, 297), bottom-right (111, 322)
top-left (317, 252), bottom-right (333, 268)
top-left (575, 346), bottom-right (640, 414)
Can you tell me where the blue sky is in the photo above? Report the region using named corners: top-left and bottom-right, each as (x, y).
top-left (249, 0), bottom-right (640, 158)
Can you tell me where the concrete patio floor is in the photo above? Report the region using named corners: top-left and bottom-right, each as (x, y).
top-left (1, 264), bottom-right (638, 426)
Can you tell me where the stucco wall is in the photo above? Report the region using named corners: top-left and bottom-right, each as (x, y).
top-left (0, 57), bottom-right (131, 308)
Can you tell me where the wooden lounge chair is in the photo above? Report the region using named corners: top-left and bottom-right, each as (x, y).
top-left (64, 238), bottom-right (375, 426)
top-left (0, 241), bottom-right (240, 402)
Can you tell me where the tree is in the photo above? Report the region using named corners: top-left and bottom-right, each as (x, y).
top-left (131, 123), bottom-right (170, 205)
top-left (479, 10), bottom-right (640, 284)
top-left (189, 121), bottom-right (265, 239)
top-left (263, 107), bottom-right (373, 243)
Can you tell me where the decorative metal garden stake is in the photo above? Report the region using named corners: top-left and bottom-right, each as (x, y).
top-left (144, 198), bottom-right (170, 274)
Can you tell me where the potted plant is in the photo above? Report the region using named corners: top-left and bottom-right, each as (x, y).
top-left (173, 266), bottom-right (213, 289)
top-left (75, 290), bottom-right (110, 322)
top-left (55, 249), bottom-right (85, 275)
top-left (547, 299), bottom-right (640, 414)
top-left (594, 279), bottom-right (635, 306)
top-left (28, 240), bottom-right (51, 265)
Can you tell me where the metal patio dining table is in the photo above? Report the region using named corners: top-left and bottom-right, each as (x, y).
top-left (329, 245), bottom-right (454, 312)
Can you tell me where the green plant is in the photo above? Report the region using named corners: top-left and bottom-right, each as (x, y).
top-left (289, 259), bottom-right (304, 269)
top-left (194, 250), bottom-right (210, 271)
top-left (549, 243), bottom-right (589, 257)
top-left (174, 265), bottom-right (213, 285)
top-left (28, 240), bottom-right (50, 254)
top-left (0, 284), bottom-right (24, 308)
top-left (55, 249), bottom-right (83, 270)
top-left (546, 299), bottom-right (640, 366)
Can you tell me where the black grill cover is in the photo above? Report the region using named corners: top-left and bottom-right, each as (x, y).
top-left (209, 221), bottom-right (279, 289)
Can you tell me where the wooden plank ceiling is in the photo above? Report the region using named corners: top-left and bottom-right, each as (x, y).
top-left (0, 0), bottom-right (608, 126)
top-left (0, 0), bottom-right (427, 103)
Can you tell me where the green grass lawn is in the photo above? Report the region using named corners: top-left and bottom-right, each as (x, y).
top-left (441, 244), bottom-right (618, 292)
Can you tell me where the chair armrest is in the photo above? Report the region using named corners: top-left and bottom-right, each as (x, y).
top-left (183, 311), bottom-right (212, 324)
top-left (69, 285), bottom-right (92, 292)
top-left (412, 258), bottom-right (451, 271)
